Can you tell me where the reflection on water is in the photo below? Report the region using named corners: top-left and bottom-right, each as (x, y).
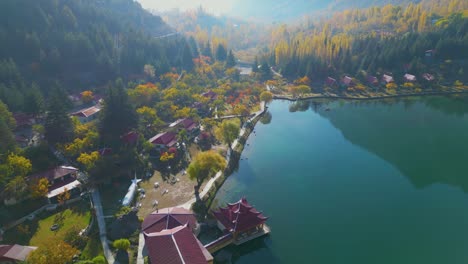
top-left (213, 95), bottom-right (468, 264)
top-left (315, 95), bottom-right (468, 191)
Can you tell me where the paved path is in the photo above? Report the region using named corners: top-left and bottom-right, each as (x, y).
top-left (91, 189), bottom-right (115, 264)
top-left (136, 232), bottom-right (145, 264)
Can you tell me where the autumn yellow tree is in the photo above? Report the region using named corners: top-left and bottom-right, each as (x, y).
top-left (27, 239), bottom-right (78, 264)
top-left (215, 119), bottom-right (240, 149)
top-left (259, 91), bottom-right (273, 104)
top-left (188, 151), bottom-right (226, 189)
top-left (30, 178), bottom-right (50, 198)
top-left (77, 151), bottom-right (100, 170)
top-left (160, 152), bottom-right (175, 162)
top-left (81, 90), bottom-right (93, 104)
top-left (57, 187), bottom-right (71, 206)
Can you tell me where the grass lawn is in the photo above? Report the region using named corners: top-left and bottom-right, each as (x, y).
top-left (29, 203), bottom-right (91, 247)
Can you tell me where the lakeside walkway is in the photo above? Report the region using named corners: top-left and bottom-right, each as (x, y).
top-left (91, 189), bottom-right (115, 264)
top-left (136, 101), bottom-right (267, 264)
top-left (273, 90), bottom-right (468, 101)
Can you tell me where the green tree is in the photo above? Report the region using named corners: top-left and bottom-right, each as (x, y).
top-left (260, 61), bottom-right (272, 81)
top-left (187, 151), bottom-right (226, 188)
top-left (252, 57), bottom-right (259, 73)
top-left (181, 43), bottom-right (194, 71)
top-left (99, 79), bottom-right (137, 144)
top-left (44, 92), bottom-right (74, 145)
top-left (113, 239), bottom-right (130, 251)
top-left (188, 36), bottom-right (200, 58)
top-left (24, 83), bottom-right (44, 115)
top-left (215, 119), bottom-right (240, 149)
top-left (216, 44), bottom-right (227, 61)
top-left (260, 91), bottom-right (273, 104)
top-left (226, 50), bottom-right (236, 68)
top-left (202, 41), bottom-right (212, 58)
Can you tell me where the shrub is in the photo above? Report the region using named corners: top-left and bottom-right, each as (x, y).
top-left (92, 255), bottom-right (106, 264)
top-left (113, 238), bottom-right (130, 251)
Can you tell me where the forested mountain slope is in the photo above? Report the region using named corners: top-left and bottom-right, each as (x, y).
top-left (0, 0), bottom-right (189, 112)
top-left (264, 0), bottom-right (467, 81)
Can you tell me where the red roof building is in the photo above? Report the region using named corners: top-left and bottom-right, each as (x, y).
top-left (367, 75), bottom-right (379, 86)
top-left (342, 76), bottom-right (354, 87)
top-left (213, 198), bottom-right (268, 237)
top-left (121, 131), bottom-right (139, 145)
top-left (142, 207), bottom-right (199, 235)
top-left (144, 225), bottom-right (213, 264)
top-left (325, 77), bottom-right (337, 87)
top-left (98, 148), bottom-right (113, 156)
top-left (71, 106), bottom-right (101, 123)
top-left (148, 131), bottom-right (178, 150)
top-left (28, 166), bottom-right (81, 199)
top-left (202, 91), bottom-right (218, 101)
top-left (12, 113), bottom-right (35, 129)
top-left (404, 73), bottom-right (417, 82)
top-left (381, 74), bottom-right (394, 84)
top-left (0, 244), bottom-right (37, 262)
top-left (422, 73), bottom-right (435, 82)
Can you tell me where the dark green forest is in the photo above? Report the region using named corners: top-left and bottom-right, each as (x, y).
top-left (0, 0), bottom-right (195, 112)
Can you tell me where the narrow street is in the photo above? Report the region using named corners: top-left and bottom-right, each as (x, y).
top-left (91, 189), bottom-right (115, 264)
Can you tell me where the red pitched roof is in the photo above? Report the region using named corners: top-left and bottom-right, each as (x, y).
top-left (121, 131), bottom-right (139, 145)
top-left (98, 148), bottom-right (112, 156)
top-left (404, 73), bottom-right (417, 82)
top-left (382, 74), bottom-right (394, 84)
top-left (213, 198), bottom-right (268, 233)
top-left (149, 132), bottom-right (177, 147)
top-left (28, 166), bottom-right (78, 182)
top-left (71, 106), bottom-right (101, 118)
top-left (0, 244), bottom-right (37, 262)
top-left (144, 225), bottom-right (212, 264)
top-left (422, 73), bottom-right (435, 81)
top-left (170, 118), bottom-right (198, 131)
top-left (325, 77), bottom-right (336, 86)
top-left (142, 207), bottom-right (197, 234)
top-left (367, 75), bottom-right (378, 85)
top-left (12, 113), bottom-right (34, 127)
top-left (342, 76), bottom-right (354, 86)
top-left (202, 91), bottom-right (218, 100)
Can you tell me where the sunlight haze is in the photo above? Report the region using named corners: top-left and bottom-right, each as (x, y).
top-left (137, 0), bottom-right (235, 14)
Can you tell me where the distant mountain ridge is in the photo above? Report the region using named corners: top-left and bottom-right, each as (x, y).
top-left (229, 0), bottom-right (421, 22)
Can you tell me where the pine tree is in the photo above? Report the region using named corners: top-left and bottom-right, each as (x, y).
top-left (181, 43), bottom-right (194, 71)
top-left (202, 41), bottom-right (212, 58)
top-left (99, 79), bottom-right (137, 145)
top-left (252, 57), bottom-right (259, 73)
top-left (260, 61), bottom-right (272, 81)
top-left (44, 91), bottom-right (74, 144)
top-left (215, 44), bottom-right (227, 61)
top-left (24, 83), bottom-right (44, 115)
top-left (188, 36), bottom-right (199, 58)
top-left (226, 50), bottom-right (236, 68)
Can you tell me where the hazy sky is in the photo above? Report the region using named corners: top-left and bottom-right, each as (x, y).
top-left (137, 0), bottom-right (235, 14)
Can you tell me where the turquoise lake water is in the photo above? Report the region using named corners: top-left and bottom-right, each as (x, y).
top-left (212, 95), bottom-right (468, 264)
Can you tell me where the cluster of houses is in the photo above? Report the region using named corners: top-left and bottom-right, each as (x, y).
top-left (141, 198), bottom-right (269, 264)
top-left (148, 118), bottom-right (200, 154)
top-left (146, 90), bottom-right (219, 155)
top-left (325, 72), bottom-right (435, 89)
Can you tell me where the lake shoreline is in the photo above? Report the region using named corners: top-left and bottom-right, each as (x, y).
top-left (194, 90), bottom-right (468, 214)
top-left (273, 89), bottom-right (468, 101)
